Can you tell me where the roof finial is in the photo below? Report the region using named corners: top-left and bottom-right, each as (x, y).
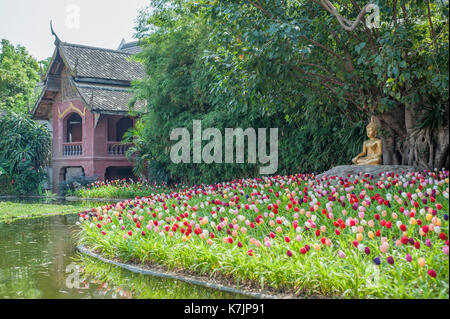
top-left (118, 38), bottom-right (126, 50)
top-left (39, 63), bottom-right (44, 81)
top-left (50, 20), bottom-right (61, 45)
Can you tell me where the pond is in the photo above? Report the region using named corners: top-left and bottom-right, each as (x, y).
top-left (0, 214), bottom-right (249, 299)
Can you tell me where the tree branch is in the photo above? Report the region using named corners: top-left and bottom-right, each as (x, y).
top-left (300, 36), bottom-right (346, 63)
top-left (248, 0), bottom-right (272, 18)
top-left (426, 0), bottom-right (437, 49)
top-left (318, 0), bottom-right (371, 32)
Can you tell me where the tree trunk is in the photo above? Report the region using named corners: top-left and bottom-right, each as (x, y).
top-left (434, 124), bottom-right (450, 169)
top-left (375, 106), bottom-right (404, 166)
top-left (374, 105), bottom-right (449, 170)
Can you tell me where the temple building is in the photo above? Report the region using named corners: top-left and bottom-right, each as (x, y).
top-left (32, 35), bottom-right (146, 191)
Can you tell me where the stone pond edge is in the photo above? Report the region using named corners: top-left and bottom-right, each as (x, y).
top-left (76, 244), bottom-right (298, 299)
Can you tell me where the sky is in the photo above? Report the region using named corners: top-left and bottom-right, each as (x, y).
top-left (0, 0), bottom-right (149, 61)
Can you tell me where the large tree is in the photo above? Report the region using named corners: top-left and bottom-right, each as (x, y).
top-left (0, 39), bottom-right (41, 113)
top-left (198, 0), bottom-right (449, 169)
top-left (129, 0), bottom-right (368, 183)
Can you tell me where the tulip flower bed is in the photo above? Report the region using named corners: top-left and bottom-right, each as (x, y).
top-left (73, 178), bottom-right (184, 199)
top-left (77, 171), bottom-right (449, 298)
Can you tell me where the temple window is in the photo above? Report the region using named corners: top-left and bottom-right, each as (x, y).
top-left (116, 117), bottom-right (133, 141)
top-left (66, 113), bottom-right (82, 142)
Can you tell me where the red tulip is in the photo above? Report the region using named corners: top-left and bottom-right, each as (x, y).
top-left (428, 269), bottom-right (437, 278)
top-left (401, 236), bottom-right (408, 245)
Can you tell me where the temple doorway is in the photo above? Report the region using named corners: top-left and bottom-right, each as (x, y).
top-left (105, 166), bottom-right (135, 181)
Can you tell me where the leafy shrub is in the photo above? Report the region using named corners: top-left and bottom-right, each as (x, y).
top-left (0, 171), bottom-right (14, 195)
top-left (0, 112), bottom-right (51, 195)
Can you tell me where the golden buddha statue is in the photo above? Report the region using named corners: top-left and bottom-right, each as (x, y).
top-left (352, 116), bottom-right (382, 165)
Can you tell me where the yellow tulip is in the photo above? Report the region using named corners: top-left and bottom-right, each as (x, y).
top-left (368, 231), bottom-right (374, 239)
top-left (418, 257), bottom-right (426, 267)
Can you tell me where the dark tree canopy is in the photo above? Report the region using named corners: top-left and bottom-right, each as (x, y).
top-left (197, 0), bottom-right (449, 169)
top-left (127, 0), bottom-right (449, 185)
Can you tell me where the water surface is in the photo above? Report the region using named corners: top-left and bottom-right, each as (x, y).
top-left (0, 214), bottom-right (247, 299)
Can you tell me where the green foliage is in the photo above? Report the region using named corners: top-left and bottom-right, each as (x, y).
top-left (73, 179), bottom-right (182, 199)
top-left (129, 0), bottom-right (367, 184)
top-left (0, 39), bottom-right (41, 113)
top-left (194, 0), bottom-right (449, 168)
top-left (197, 0), bottom-right (448, 115)
top-left (0, 112), bottom-right (51, 195)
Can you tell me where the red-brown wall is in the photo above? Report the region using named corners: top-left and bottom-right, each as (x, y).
top-left (51, 99), bottom-right (134, 192)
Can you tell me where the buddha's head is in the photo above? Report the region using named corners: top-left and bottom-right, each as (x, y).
top-left (366, 116), bottom-right (377, 139)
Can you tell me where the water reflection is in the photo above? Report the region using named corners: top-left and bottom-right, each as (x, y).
top-left (0, 215), bottom-right (247, 299)
top-left (76, 255), bottom-right (249, 299)
top-left (0, 215), bottom-right (88, 298)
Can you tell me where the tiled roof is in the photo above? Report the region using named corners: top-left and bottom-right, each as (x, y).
top-left (118, 40), bottom-right (143, 54)
top-left (75, 82), bottom-right (146, 114)
top-left (32, 39), bottom-right (147, 118)
top-left (59, 42), bottom-right (145, 82)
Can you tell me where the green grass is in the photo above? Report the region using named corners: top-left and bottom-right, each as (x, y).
top-left (0, 201), bottom-right (94, 222)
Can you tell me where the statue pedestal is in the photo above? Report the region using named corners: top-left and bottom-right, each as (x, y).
top-left (316, 165), bottom-right (423, 180)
